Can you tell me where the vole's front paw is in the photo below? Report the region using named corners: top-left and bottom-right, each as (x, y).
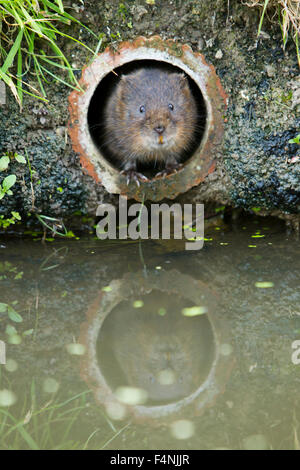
top-left (155, 163), bottom-right (183, 178)
top-left (121, 170), bottom-right (149, 187)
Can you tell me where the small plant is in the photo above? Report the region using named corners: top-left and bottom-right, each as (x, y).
top-left (0, 386), bottom-right (91, 450)
top-left (0, 174), bottom-right (16, 200)
top-left (0, 151), bottom-right (26, 228)
top-left (35, 213), bottom-right (76, 238)
top-left (0, 301), bottom-right (23, 323)
top-left (0, 211), bottom-right (21, 229)
top-left (289, 133), bottom-right (300, 144)
top-left (0, 261), bottom-right (23, 280)
top-left (0, 152), bottom-right (26, 200)
top-left (118, 3), bottom-right (133, 29)
top-left (0, 152), bottom-right (26, 171)
top-left (281, 90), bottom-right (293, 103)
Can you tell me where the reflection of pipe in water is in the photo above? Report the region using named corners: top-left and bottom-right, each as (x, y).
top-left (79, 269), bottom-right (234, 422)
top-left (98, 292), bottom-right (215, 403)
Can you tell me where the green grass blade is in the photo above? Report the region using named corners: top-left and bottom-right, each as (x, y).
top-left (51, 29), bottom-right (95, 54)
top-left (1, 28), bottom-right (23, 74)
top-left (257, 0), bottom-right (270, 36)
top-left (43, 0), bottom-right (98, 38)
top-left (88, 35), bottom-right (103, 64)
top-left (16, 46), bottom-right (23, 107)
top-left (6, 4), bottom-right (23, 29)
top-left (16, 423), bottom-right (40, 450)
top-left (0, 409), bottom-right (40, 450)
top-left (39, 64), bottom-right (81, 91)
top-left (295, 31), bottom-right (300, 68)
top-left (46, 40), bottom-right (78, 85)
top-left (33, 58), bottom-right (48, 97)
top-left (38, 54), bottom-right (76, 71)
top-left (55, 0), bottom-right (64, 14)
top-left (16, 85), bottom-right (49, 103)
top-left (0, 70), bottom-right (21, 106)
top-left (18, 4), bottom-right (46, 38)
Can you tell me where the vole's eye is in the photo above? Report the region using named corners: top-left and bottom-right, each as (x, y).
top-left (139, 105), bottom-right (145, 113)
top-left (168, 103), bottom-right (174, 111)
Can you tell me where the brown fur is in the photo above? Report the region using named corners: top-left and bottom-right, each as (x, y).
top-left (103, 67), bottom-right (198, 173)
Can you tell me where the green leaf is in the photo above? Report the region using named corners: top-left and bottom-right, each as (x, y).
top-left (6, 325), bottom-right (17, 336)
top-left (15, 154), bottom-right (26, 164)
top-left (0, 303), bottom-right (8, 313)
top-left (7, 306), bottom-right (23, 323)
top-left (11, 211), bottom-right (21, 220)
top-left (55, 0), bottom-right (65, 13)
top-left (288, 134), bottom-right (300, 145)
top-left (23, 329), bottom-right (34, 336)
top-left (14, 271), bottom-right (23, 280)
top-left (0, 156), bottom-right (10, 171)
top-left (2, 175), bottom-right (16, 191)
top-left (65, 231), bottom-right (75, 238)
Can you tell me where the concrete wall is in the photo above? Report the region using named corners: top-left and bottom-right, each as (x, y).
top-left (0, 0), bottom-right (299, 226)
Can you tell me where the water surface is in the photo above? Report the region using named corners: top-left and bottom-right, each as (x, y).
top-left (0, 216), bottom-right (299, 450)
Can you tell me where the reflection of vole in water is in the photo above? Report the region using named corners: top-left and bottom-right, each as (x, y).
top-left (103, 67), bottom-right (198, 185)
top-left (98, 293), bottom-right (215, 404)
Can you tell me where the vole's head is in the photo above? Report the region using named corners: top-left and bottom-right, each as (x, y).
top-left (115, 68), bottom-right (197, 160)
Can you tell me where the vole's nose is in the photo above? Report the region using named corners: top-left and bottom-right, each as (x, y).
top-left (154, 125), bottom-right (165, 135)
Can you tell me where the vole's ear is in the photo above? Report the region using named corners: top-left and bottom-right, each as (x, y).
top-left (119, 74), bottom-right (128, 86)
top-left (176, 73), bottom-right (189, 90)
top-left (119, 73), bottom-right (135, 89)
top-left (117, 74), bottom-right (130, 99)
top-left (119, 70), bottom-right (142, 95)
top-left (179, 73), bottom-right (189, 88)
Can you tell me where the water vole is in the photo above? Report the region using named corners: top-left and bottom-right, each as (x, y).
top-left (98, 293), bottom-right (215, 403)
top-left (103, 67), bottom-right (198, 185)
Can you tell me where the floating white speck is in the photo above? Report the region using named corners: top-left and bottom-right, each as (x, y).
top-left (105, 401), bottom-right (127, 421)
top-left (0, 389), bottom-right (17, 407)
top-left (115, 386), bottom-right (148, 405)
top-left (170, 420), bottom-right (195, 440)
top-left (66, 343), bottom-right (86, 356)
top-left (43, 378), bottom-right (60, 394)
top-left (5, 359), bottom-right (18, 372)
top-left (182, 306), bottom-right (207, 317)
top-left (220, 343), bottom-right (233, 356)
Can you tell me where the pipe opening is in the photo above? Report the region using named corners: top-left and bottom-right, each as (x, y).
top-left (69, 37), bottom-right (227, 201)
top-left (87, 59), bottom-right (207, 178)
top-left (96, 291), bottom-right (215, 406)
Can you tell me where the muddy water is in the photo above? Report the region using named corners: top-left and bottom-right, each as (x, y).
top-left (0, 216), bottom-right (299, 450)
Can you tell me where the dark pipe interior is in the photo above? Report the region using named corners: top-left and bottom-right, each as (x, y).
top-left (87, 60), bottom-right (207, 177)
